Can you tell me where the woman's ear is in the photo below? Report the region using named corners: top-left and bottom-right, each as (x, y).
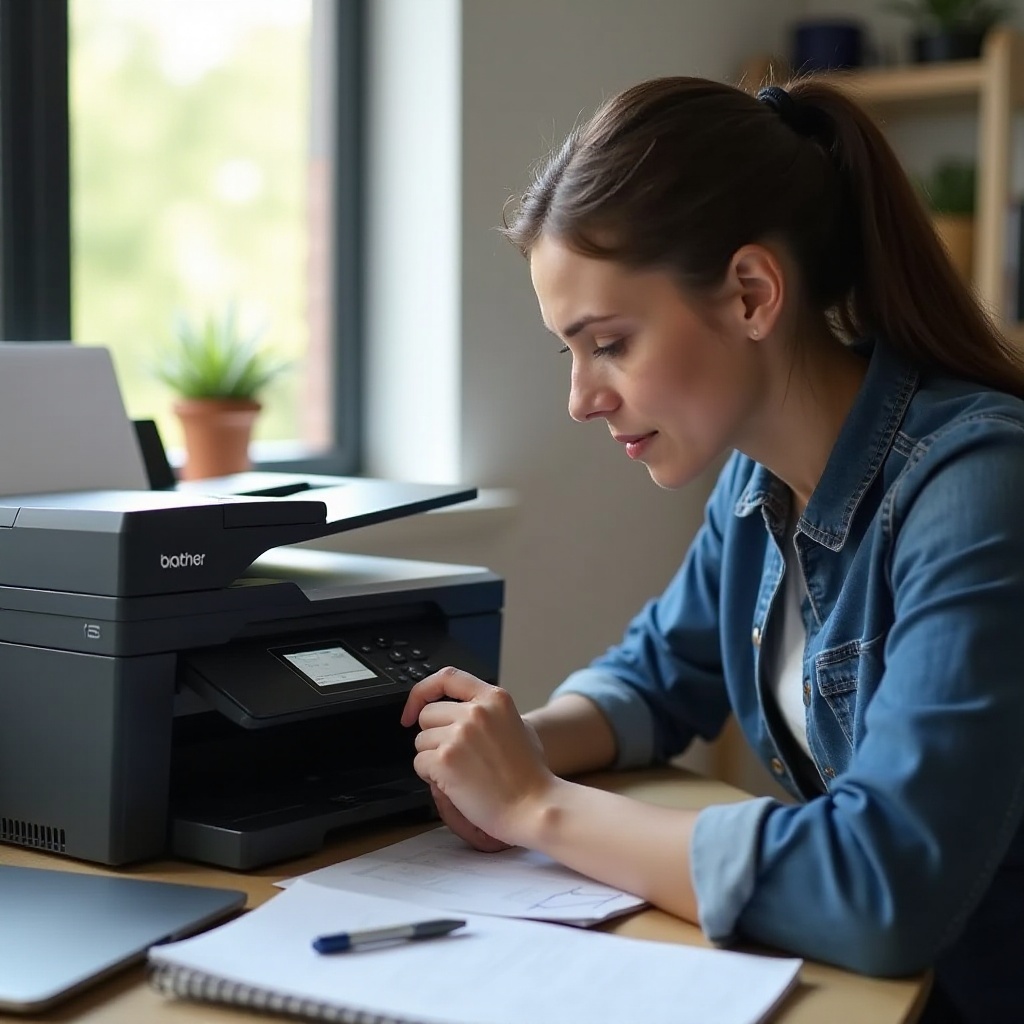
top-left (723, 243), bottom-right (785, 341)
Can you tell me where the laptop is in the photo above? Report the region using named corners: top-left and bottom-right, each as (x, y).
top-left (0, 865), bottom-right (245, 1013)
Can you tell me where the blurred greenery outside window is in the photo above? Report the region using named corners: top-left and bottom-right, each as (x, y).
top-left (69, 0), bottom-right (342, 462)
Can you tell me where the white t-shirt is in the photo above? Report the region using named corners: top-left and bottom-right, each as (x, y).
top-left (768, 534), bottom-right (812, 760)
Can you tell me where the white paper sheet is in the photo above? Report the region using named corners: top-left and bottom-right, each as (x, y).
top-left (280, 826), bottom-right (647, 925)
top-left (0, 343), bottom-right (148, 496)
top-left (150, 880), bottom-right (802, 1024)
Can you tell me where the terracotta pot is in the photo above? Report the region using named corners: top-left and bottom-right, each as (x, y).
top-left (932, 213), bottom-right (974, 284)
top-left (173, 397), bottom-right (261, 481)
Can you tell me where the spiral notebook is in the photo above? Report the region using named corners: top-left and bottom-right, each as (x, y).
top-left (148, 878), bottom-right (802, 1024)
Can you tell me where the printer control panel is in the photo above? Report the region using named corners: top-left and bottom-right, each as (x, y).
top-left (180, 615), bottom-right (495, 729)
top-left (277, 632), bottom-right (443, 693)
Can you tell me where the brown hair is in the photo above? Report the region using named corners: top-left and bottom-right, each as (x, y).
top-left (503, 75), bottom-right (1024, 396)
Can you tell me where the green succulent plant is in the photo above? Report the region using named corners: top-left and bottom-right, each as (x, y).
top-left (154, 303), bottom-right (292, 400)
top-left (918, 159), bottom-right (977, 216)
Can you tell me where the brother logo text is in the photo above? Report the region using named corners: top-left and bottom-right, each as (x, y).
top-left (160, 552), bottom-right (207, 569)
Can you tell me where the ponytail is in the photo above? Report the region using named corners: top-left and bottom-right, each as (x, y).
top-left (787, 77), bottom-right (1024, 396)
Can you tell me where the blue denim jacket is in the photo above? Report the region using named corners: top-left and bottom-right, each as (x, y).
top-left (552, 341), bottom-right (1024, 1024)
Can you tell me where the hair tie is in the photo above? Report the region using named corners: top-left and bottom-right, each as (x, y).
top-left (756, 85), bottom-right (822, 139)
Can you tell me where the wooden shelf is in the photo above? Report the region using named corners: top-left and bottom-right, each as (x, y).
top-left (833, 59), bottom-right (988, 113)
top-left (845, 26), bottom-right (1024, 107)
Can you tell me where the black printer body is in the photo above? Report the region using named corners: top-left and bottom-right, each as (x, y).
top-left (0, 479), bottom-right (502, 870)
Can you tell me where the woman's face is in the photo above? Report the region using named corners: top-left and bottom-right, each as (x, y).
top-left (529, 234), bottom-right (765, 490)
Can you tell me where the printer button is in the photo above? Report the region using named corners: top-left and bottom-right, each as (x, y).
top-left (407, 667), bottom-right (426, 681)
top-left (359, 643), bottom-right (374, 654)
top-left (396, 673), bottom-right (412, 684)
top-left (410, 648), bottom-right (427, 660)
top-left (374, 637), bottom-right (389, 648)
top-left (391, 639), bottom-right (410, 648)
top-left (388, 650), bottom-right (408, 664)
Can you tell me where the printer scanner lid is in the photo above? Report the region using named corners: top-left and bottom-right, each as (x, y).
top-left (0, 477), bottom-right (476, 598)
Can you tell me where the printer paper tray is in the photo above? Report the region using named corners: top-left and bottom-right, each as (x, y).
top-left (171, 764), bottom-right (432, 870)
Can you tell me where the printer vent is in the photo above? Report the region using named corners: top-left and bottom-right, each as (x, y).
top-left (0, 816), bottom-right (66, 853)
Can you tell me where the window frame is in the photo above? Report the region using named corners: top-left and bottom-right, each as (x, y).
top-left (0, 0), bottom-right (72, 341)
top-left (0, 0), bottom-right (365, 475)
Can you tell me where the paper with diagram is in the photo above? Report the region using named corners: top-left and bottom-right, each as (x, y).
top-left (282, 826), bottom-right (647, 925)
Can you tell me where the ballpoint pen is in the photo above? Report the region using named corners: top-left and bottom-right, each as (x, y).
top-left (312, 918), bottom-right (467, 954)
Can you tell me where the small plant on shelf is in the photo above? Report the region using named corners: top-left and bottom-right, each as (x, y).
top-left (919, 158), bottom-right (976, 216)
top-left (917, 158), bottom-right (977, 282)
top-left (883, 0), bottom-right (1009, 61)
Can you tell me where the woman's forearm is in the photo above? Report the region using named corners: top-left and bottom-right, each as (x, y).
top-left (524, 693), bottom-right (618, 777)
top-left (510, 775), bottom-right (701, 924)
top-left (522, 694), bottom-right (700, 923)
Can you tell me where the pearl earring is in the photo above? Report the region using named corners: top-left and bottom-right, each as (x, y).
top-left (750, 327), bottom-right (760, 339)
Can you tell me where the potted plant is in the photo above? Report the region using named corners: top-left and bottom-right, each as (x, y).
top-left (884, 0), bottom-right (1008, 62)
top-left (918, 158), bottom-right (977, 282)
top-left (154, 304), bottom-right (291, 481)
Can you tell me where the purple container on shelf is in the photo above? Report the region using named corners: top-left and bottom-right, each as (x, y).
top-left (792, 20), bottom-right (864, 72)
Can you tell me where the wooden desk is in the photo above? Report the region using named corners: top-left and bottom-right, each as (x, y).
top-left (0, 768), bottom-right (930, 1024)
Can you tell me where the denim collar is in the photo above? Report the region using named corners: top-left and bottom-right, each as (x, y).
top-left (734, 341), bottom-right (919, 551)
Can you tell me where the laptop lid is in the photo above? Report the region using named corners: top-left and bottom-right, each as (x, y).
top-left (0, 865), bottom-right (245, 1013)
top-left (0, 344), bottom-right (150, 496)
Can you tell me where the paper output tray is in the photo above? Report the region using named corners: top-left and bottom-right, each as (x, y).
top-left (169, 705), bottom-right (433, 868)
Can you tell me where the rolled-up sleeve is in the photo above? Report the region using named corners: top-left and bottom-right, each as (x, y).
top-left (550, 668), bottom-right (657, 768)
top-left (691, 797), bottom-right (777, 942)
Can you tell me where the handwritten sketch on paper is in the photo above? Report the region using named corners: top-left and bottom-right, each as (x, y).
top-left (282, 827), bottom-right (647, 926)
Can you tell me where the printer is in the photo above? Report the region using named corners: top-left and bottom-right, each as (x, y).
top-left (0, 477), bottom-right (503, 870)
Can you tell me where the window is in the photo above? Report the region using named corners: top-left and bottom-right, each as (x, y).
top-left (0, 0), bottom-right (363, 473)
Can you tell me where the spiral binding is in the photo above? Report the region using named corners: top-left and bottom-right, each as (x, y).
top-left (148, 964), bottom-right (409, 1024)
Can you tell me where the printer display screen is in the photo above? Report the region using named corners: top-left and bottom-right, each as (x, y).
top-left (280, 645), bottom-right (379, 688)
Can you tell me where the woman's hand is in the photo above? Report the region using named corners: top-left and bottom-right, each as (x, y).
top-left (401, 668), bottom-right (554, 850)
top-left (427, 784), bottom-right (512, 853)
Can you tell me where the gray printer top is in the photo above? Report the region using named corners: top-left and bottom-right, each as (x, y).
top-left (0, 477), bottom-right (476, 598)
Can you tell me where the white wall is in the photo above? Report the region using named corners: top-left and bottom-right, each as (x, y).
top-left (305, 0), bottom-right (798, 784)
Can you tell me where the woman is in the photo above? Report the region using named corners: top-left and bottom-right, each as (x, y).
top-left (401, 76), bottom-right (1024, 1024)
